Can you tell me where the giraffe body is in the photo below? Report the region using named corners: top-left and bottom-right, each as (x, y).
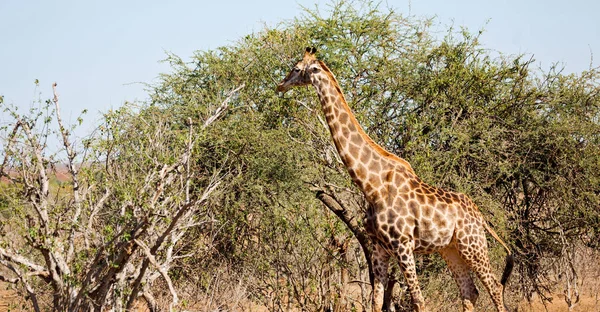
top-left (277, 47), bottom-right (514, 312)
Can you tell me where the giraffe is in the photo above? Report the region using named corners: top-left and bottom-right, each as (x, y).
top-left (276, 47), bottom-right (514, 312)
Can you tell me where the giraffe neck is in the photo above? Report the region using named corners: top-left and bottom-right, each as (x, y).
top-left (310, 62), bottom-right (414, 189)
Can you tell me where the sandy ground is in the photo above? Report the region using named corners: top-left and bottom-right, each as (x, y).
top-left (0, 282), bottom-right (24, 312)
top-left (518, 293), bottom-right (599, 312)
top-left (1, 281), bottom-right (598, 311)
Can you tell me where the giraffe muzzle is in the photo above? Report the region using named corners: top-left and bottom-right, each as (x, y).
top-left (276, 82), bottom-right (290, 94)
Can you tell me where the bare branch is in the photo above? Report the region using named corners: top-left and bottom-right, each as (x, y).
top-left (315, 188), bottom-right (374, 286)
top-left (185, 117), bottom-right (193, 203)
top-left (0, 258), bottom-right (41, 312)
top-left (134, 239), bottom-right (179, 310)
top-left (126, 173), bottom-right (223, 310)
top-left (52, 82), bottom-right (78, 167)
top-left (52, 82), bottom-right (85, 264)
top-left (143, 290), bottom-right (159, 312)
top-left (0, 120), bottom-right (22, 180)
top-left (19, 121), bottom-right (50, 226)
top-left (85, 188), bottom-right (111, 247)
top-left (26, 270), bottom-right (50, 278)
top-left (0, 272), bottom-right (18, 284)
top-left (0, 247), bottom-right (47, 273)
top-left (203, 84), bottom-right (245, 128)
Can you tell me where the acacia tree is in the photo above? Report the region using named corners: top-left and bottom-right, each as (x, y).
top-left (0, 82), bottom-right (239, 311)
top-left (151, 1), bottom-right (600, 310)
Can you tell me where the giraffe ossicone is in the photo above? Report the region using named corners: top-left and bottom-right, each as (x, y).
top-left (277, 47), bottom-right (514, 312)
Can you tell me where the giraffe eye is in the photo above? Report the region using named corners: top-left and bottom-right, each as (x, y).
top-left (293, 68), bottom-right (300, 73)
top-left (311, 67), bottom-right (320, 73)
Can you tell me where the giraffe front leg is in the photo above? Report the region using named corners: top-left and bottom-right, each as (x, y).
top-left (372, 244), bottom-right (390, 312)
top-left (396, 246), bottom-right (426, 312)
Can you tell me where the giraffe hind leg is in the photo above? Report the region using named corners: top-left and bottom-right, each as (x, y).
top-left (440, 247), bottom-right (478, 312)
top-left (458, 235), bottom-right (508, 312)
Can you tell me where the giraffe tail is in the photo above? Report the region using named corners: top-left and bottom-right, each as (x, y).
top-left (500, 253), bottom-right (515, 287)
top-left (482, 221), bottom-right (514, 287)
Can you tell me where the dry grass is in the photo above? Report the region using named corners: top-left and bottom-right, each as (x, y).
top-left (2, 248), bottom-right (599, 312)
top-left (518, 247), bottom-right (600, 312)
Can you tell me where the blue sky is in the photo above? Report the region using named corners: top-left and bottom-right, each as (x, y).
top-left (1, 0), bottom-right (599, 141)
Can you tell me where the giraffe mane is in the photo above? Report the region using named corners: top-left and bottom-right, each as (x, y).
top-left (316, 60), bottom-right (415, 174)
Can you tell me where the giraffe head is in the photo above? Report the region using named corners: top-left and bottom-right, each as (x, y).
top-left (276, 47), bottom-right (321, 93)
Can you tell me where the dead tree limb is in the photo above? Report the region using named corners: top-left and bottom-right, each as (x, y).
top-left (315, 189), bottom-right (374, 289)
